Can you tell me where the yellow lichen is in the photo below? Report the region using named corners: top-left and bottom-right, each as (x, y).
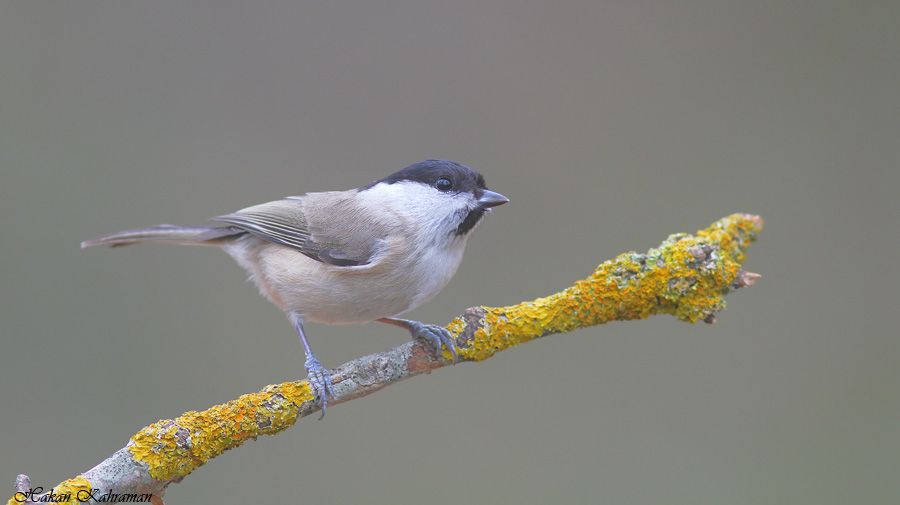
top-left (128, 381), bottom-right (315, 481)
top-left (454, 213), bottom-right (762, 361)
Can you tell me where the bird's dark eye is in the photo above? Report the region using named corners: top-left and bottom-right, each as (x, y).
top-left (435, 177), bottom-right (453, 192)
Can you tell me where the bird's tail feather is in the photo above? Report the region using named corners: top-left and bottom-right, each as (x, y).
top-left (81, 224), bottom-right (239, 248)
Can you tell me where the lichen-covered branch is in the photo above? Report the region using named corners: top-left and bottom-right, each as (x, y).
top-left (7, 214), bottom-right (763, 505)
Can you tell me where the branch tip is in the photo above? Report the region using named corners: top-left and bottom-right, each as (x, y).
top-left (15, 475), bottom-right (30, 495)
top-left (732, 270), bottom-right (762, 289)
top-left (741, 271), bottom-right (761, 287)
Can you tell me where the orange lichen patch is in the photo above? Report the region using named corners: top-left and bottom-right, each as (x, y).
top-left (454, 214), bottom-right (762, 361)
top-left (129, 381), bottom-right (315, 481)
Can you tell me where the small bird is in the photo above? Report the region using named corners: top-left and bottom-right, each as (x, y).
top-left (82, 160), bottom-right (508, 414)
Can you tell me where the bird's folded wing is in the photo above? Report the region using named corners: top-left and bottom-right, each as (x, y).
top-left (212, 197), bottom-right (374, 267)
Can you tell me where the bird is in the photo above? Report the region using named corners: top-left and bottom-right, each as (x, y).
top-left (82, 160), bottom-right (509, 415)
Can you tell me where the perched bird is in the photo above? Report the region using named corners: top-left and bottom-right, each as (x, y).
top-left (82, 160), bottom-right (508, 414)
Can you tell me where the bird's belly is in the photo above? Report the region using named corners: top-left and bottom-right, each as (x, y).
top-left (279, 276), bottom-right (416, 324)
top-left (225, 237), bottom-right (466, 324)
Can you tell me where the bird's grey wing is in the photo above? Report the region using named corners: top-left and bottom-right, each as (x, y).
top-left (212, 196), bottom-right (377, 267)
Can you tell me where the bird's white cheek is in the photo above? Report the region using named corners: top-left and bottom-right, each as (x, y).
top-left (359, 181), bottom-right (471, 240)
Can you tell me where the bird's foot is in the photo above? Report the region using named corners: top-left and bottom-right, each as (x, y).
top-left (304, 355), bottom-right (334, 419)
top-left (406, 320), bottom-right (458, 363)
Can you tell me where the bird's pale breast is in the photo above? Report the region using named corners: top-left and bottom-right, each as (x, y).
top-left (223, 233), bottom-right (467, 324)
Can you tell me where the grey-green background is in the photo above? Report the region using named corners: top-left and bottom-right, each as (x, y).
top-left (1, 1), bottom-right (898, 504)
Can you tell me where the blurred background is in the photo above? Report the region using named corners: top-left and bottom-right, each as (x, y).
top-left (1, 1), bottom-right (898, 504)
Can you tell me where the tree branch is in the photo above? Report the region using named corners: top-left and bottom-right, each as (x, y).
top-left (7, 213), bottom-right (763, 505)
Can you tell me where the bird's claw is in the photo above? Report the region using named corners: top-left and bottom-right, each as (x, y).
top-left (304, 355), bottom-right (333, 419)
top-left (408, 321), bottom-right (458, 363)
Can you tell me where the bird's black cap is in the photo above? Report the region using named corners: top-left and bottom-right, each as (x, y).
top-left (361, 159), bottom-right (487, 195)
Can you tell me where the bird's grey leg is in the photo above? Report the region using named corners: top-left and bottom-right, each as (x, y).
top-left (377, 317), bottom-right (458, 363)
top-left (289, 312), bottom-right (333, 418)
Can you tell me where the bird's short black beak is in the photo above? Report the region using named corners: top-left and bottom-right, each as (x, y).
top-left (478, 190), bottom-right (509, 208)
